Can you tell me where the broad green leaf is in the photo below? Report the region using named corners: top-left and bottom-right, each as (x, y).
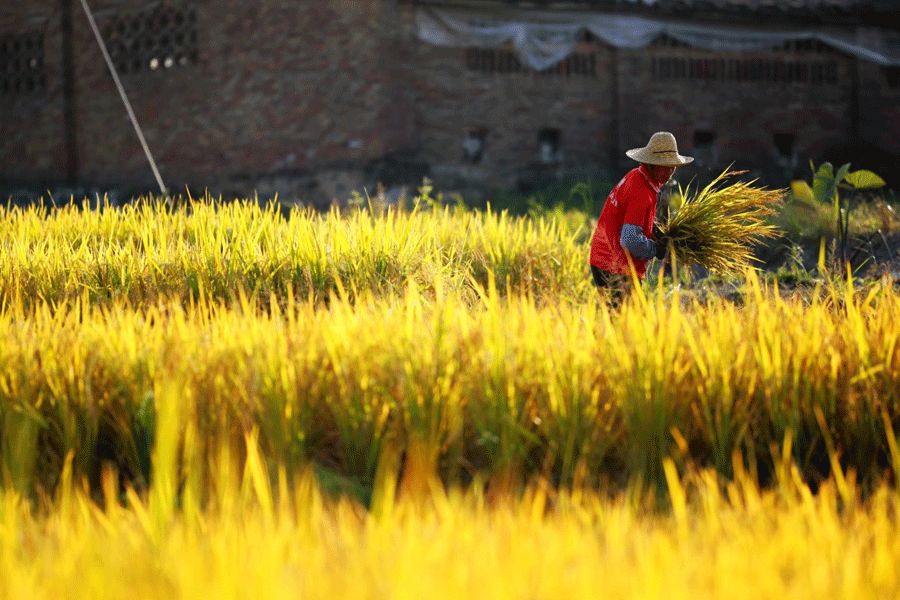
top-left (834, 163), bottom-right (851, 186)
top-left (845, 169), bottom-right (886, 189)
top-left (790, 180), bottom-right (814, 202)
top-left (815, 162), bottom-right (834, 179)
top-left (831, 163), bottom-right (852, 208)
top-left (812, 162), bottom-right (835, 203)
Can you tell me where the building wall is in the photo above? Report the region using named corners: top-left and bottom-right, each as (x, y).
top-left (2, 0), bottom-right (417, 201)
top-left (0, 2), bottom-right (69, 184)
top-left (617, 38), bottom-right (858, 183)
top-left (411, 39), bottom-right (617, 191)
top-left (857, 61), bottom-right (900, 180)
top-left (1, 1), bottom-right (897, 201)
top-left (853, 26), bottom-right (900, 178)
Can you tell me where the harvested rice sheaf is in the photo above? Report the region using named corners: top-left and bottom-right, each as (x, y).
top-left (659, 169), bottom-right (786, 274)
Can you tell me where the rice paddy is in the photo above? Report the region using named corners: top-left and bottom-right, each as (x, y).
top-left (1, 197), bottom-right (899, 598)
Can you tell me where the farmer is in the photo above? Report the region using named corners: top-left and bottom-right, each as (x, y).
top-left (589, 131), bottom-right (693, 298)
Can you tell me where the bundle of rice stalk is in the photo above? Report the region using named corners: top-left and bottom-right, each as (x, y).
top-left (658, 168), bottom-right (785, 274)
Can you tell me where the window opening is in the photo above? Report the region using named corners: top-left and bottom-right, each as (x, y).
top-left (466, 48), bottom-right (595, 77)
top-left (692, 130), bottom-right (717, 168)
top-left (463, 129), bottom-right (487, 163)
top-left (773, 133), bottom-right (795, 158)
top-left (538, 129), bottom-right (562, 164)
top-left (104, 4), bottom-right (198, 75)
top-left (650, 34), bottom-right (690, 49)
top-left (652, 56), bottom-right (837, 84)
top-left (884, 67), bottom-right (900, 89)
top-left (777, 39), bottom-right (836, 54)
top-left (694, 130), bottom-right (716, 148)
top-left (0, 30), bottom-right (46, 96)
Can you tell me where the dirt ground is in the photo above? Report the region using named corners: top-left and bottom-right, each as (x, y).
top-left (758, 231), bottom-right (900, 279)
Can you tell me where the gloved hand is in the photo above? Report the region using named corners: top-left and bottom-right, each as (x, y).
top-left (655, 236), bottom-right (669, 260)
top-left (652, 224), bottom-right (665, 240)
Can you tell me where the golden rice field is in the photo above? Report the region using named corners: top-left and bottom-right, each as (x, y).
top-left (1, 199), bottom-right (899, 598)
top-left (0, 199), bottom-right (587, 304)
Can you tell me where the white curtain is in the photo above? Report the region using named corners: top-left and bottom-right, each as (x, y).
top-left (416, 6), bottom-right (900, 69)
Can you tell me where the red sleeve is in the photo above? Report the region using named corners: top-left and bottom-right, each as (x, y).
top-left (621, 176), bottom-right (653, 227)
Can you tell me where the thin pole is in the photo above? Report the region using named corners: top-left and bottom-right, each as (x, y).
top-left (78, 0), bottom-right (168, 196)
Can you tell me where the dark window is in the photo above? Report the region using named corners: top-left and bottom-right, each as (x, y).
top-left (466, 48), bottom-right (523, 74)
top-left (537, 53), bottom-right (596, 76)
top-left (463, 129), bottom-right (487, 163)
top-left (104, 5), bottom-right (198, 75)
top-left (538, 129), bottom-right (561, 163)
top-left (779, 39), bottom-right (835, 54)
top-left (692, 130), bottom-right (717, 167)
top-left (0, 30), bottom-right (46, 96)
top-left (466, 48), bottom-right (595, 77)
top-left (885, 67), bottom-right (900, 89)
top-left (774, 133), bottom-right (795, 158)
top-left (652, 55), bottom-right (837, 85)
top-left (694, 130), bottom-right (716, 147)
top-left (650, 34), bottom-right (689, 49)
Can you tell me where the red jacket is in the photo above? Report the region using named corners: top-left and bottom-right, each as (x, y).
top-left (589, 165), bottom-right (661, 278)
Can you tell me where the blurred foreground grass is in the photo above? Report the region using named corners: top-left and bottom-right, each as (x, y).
top-left (2, 446), bottom-right (899, 599)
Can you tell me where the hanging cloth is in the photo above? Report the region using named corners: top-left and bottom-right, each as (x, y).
top-left (416, 6), bottom-right (900, 70)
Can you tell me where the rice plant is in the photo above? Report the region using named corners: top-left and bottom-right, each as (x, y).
top-left (660, 169), bottom-right (785, 273)
top-left (1, 440), bottom-right (899, 600)
top-left (1, 274), bottom-right (897, 500)
top-left (0, 198), bottom-right (590, 306)
top-left (1, 192), bottom-right (899, 599)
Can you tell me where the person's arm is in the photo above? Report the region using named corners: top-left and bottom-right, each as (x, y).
top-left (620, 224), bottom-right (657, 260)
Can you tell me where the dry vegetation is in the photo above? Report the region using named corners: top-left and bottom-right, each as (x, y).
top-left (660, 169), bottom-right (785, 273)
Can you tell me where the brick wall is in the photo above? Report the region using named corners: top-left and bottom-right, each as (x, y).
top-left (846, 26), bottom-right (900, 181)
top-left (2, 0), bottom-right (418, 201)
top-left (0, 2), bottom-right (68, 184)
top-left (856, 61), bottom-right (900, 182)
top-left (618, 38), bottom-right (859, 184)
top-left (411, 39), bottom-right (617, 191)
top-left (860, 61), bottom-right (900, 149)
top-left (1, 1), bottom-right (897, 202)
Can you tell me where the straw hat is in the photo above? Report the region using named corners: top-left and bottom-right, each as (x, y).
top-left (626, 131), bottom-right (694, 166)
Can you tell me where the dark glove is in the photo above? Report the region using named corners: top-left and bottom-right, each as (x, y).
top-left (655, 236), bottom-right (669, 260)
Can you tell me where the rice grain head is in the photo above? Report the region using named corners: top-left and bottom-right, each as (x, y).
top-left (660, 168), bottom-right (785, 274)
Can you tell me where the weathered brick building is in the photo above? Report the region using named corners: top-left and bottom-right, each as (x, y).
top-left (1, 0), bottom-right (898, 204)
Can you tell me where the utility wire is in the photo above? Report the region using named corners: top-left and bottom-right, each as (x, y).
top-left (79, 0), bottom-right (168, 196)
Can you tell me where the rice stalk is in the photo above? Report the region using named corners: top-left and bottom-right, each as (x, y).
top-left (660, 169), bottom-right (785, 273)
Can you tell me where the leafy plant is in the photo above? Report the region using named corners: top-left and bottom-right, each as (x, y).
top-left (791, 162), bottom-right (886, 269)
